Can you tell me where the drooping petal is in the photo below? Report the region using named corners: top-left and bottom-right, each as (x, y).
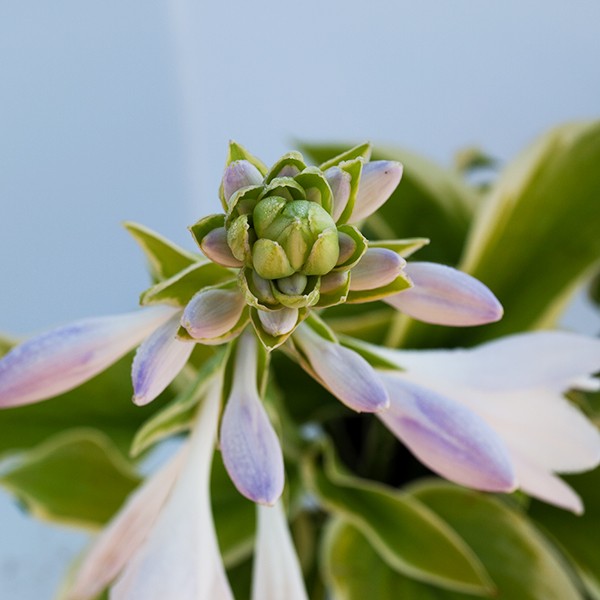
top-left (220, 331), bottom-right (284, 505)
top-left (385, 262), bottom-right (503, 326)
top-left (377, 372), bottom-right (516, 492)
top-left (257, 308), bottom-right (299, 337)
top-left (131, 312), bottom-right (194, 406)
top-left (368, 331), bottom-right (600, 393)
top-left (349, 248), bottom-right (406, 291)
top-left (222, 160), bottom-right (263, 204)
top-left (181, 288), bottom-right (245, 340)
top-left (325, 166), bottom-right (351, 222)
top-left (349, 160), bottom-right (403, 223)
top-left (67, 447), bottom-right (187, 600)
top-left (512, 453), bottom-right (583, 514)
top-left (293, 324), bottom-right (389, 413)
top-left (252, 502), bottom-right (309, 600)
top-left (0, 306), bottom-right (175, 408)
top-left (111, 376), bottom-right (234, 600)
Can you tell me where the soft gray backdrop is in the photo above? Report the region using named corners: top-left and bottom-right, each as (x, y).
top-left (1, 1), bottom-right (599, 597)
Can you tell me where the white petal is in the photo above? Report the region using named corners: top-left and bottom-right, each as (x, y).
top-left (67, 447), bottom-right (187, 600)
top-left (325, 166), bottom-right (351, 222)
top-left (385, 262), bottom-right (503, 326)
top-left (257, 308), bottom-right (299, 337)
top-left (349, 248), bottom-right (405, 291)
top-left (200, 227), bottom-right (244, 267)
top-left (252, 503), bottom-right (309, 600)
top-left (349, 161), bottom-right (403, 223)
top-left (293, 325), bottom-right (389, 413)
top-left (181, 288), bottom-right (245, 340)
top-left (220, 332), bottom-right (284, 505)
top-left (132, 312), bottom-right (194, 406)
top-left (512, 454), bottom-right (583, 514)
top-left (222, 160), bottom-right (263, 204)
top-left (0, 306), bottom-right (175, 408)
top-left (111, 377), bottom-right (233, 600)
top-left (378, 372), bottom-right (516, 492)
top-left (375, 331), bottom-right (600, 393)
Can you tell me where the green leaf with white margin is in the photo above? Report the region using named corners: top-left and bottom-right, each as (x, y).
top-left (0, 429), bottom-right (141, 529)
top-left (265, 152), bottom-right (307, 183)
top-left (530, 469), bottom-right (600, 600)
top-left (459, 120), bottom-right (600, 341)
top-left (301, 143), bottom-right (478, 265)
top-left (318, 142), bottom-right (372, 171)
top-left (250, 307), bottom-right (307, 352)
top-left (140, 260), bottom-right (235, 306)
top-left (303, 444), bottom-right (492, 594)
top-left (124, 221), bottom-right (199, 281)
top-left (0, 347), bottom-right (173, 456)
top-left (130, 347), bottom-right (229, 457)
top-left (369, 237), bottom-right (430, 258)
top-left (408, 480), bottom-right (583, 600)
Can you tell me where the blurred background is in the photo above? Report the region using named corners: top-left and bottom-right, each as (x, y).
top-left (1, 1), bottom-right (599, 597)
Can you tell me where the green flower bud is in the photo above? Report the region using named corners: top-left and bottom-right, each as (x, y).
top-left (252, 199), bottom-right (339, 276)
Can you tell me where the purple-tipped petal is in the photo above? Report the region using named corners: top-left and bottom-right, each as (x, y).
top-left (349, 161), bottom-right (403, 223)
top-left (252, 502), bottom-right (309, 600)
top-left (378, 372), bottom-right (516, 492)
top-left (67, 447), bottom-right (187, 600)
top-left (222, 160), bottom-right (263, 204)
top-left (182, 289), bottom-right (245, 340)
top-left (0, 306), bottom-right (175, 408)
top-left (200, 227), bottom-right (244, 267)
top-left (257, 308), bottom-right (298, 337)
top-left (349, 248), bottom-right (405, 291)
top-left (132, 313), bottom-right (194, 406)
top-left (385, 262), bottom-right (503, 326)
top-left (293, 325), bottom-right (389, 413)
top-left (220, 332), bottom-right (284, 505)
top-left (325, 166), bottom-right (352, 222)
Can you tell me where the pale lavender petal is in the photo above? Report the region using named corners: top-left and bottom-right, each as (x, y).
top-left (349, 248), bottom-right (405, 291)
top-left (252, 502), bottom-right (309, 600)
top-left (181, 288), bottom-right (245, 340)
top-left (293, 325), bottom-right (389, 413)
top-left (385, 262), bottom-right (503, 326)
top-left (67, 447), bottom-right (187, 600)
top-left (200, 227), bottom-right (244, 267)
top-left (0, 306), bottom-right (175, 408)
top-left (132, 313), bottom-right (194, 406)
top-left (325, 166), bottom-right (351, 222)
top-left (220, 332), bottom-right (284, 505)
top-left (378, 372), bottom-right (516, 492)
top-left (222, 160), bottom-right (263, 204)
top-left (112, 377), bottom-right (234, 599)
top-left (512, 454), bottom-right (583, 514)
top-left (349, 160), bottom-right (403, 223)
top-left (257, 308), bottom-right (299, 337)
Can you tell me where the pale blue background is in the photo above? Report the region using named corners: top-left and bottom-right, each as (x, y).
top-left (1, 1), bottom-right (599, 597)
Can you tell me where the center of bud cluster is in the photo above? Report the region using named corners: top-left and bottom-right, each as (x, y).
top-left (250, 197), bottom-right (339, 281)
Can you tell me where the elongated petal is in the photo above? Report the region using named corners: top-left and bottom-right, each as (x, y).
top-left (369, 332), bottom-right (600, 393)
top-left (132, 312), bottom-right (194, 406)
top-left (257, 308), bottom-right (299, 337)
top-left (182, 288), bottom-right (245, 340)
top-left (252, 503), bottom-right (309, 600)
top-left (385, 262), bottom-right (503, 326)
top-left (112, 377), bottom-right (234, 600)
top-left (0, 306), bottom-right (175, 408)
top-left (220, 332), bottom-right (284, 505)
top-left (222, 160), bottom-right (263, 204)
top-left (67, 447), bottom-right (187, 600)
top-left (349, 248), bottom-right (405, 291)
top-left (325, 166), bottom-right (351, 222)
top-left (293, 325), bottom-right (389, 413)
top-left (512, 454), bottom-right (583, 514)
top-left (378, 372), bottom-right (516, 492)
top-left (349, 160), bottom-right (403, 222)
